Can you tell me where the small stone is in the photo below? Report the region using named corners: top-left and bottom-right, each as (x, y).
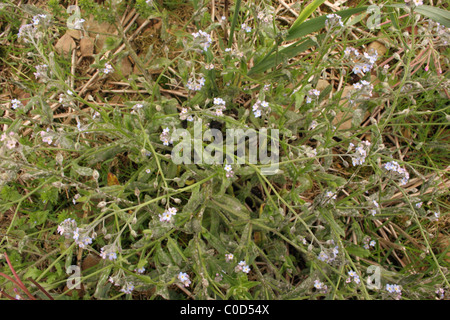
top-left (80, 37), bottom-right (95, 57)
top-left (55, 32), bottom-right (76, 57)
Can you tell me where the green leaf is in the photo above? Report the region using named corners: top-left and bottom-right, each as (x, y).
top-left (346, 244), bottom-right (371, 258)
top-left (248, 37), bottom-right (317, 76)
top-left (72, 163), bottom-right (94, 176)
top-left (210, 194), bottom-right (251, 220)
top-left (414, 5), bottom-right (450, 27)
top-left (182, 184), bottom-right (204, 214)
top-left (290, 0), bottom-right (327, 30)
top-left (248, 7), bottom-right (369, 76)
top-left (286, 7), bottom-right (369, 41)
top-left (167, 237), bottom-right (184, 266)
top-left (386, 4), bottom-right (450, 27)
top-left (24, 266), bottom-right (42, 280)
top-left (314, 172), bottom-right (347, 187)
top-left (319, 208), bottom-right (345, 237)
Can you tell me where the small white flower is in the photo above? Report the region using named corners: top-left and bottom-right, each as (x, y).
top-left (135, 267), bottom-right (146, 274)
top-left (309, 120), bottom-right (318, 130)
top-left (11, 99), bottom-right (22, 110)
top-left (101, 63), bottom-right (113, 74)
top-left (318, 251), bottom-right (329, 261)
top-left (120, 282), bottom-right (134, 294)
top-left (178, 272), bottom-right (191, 287)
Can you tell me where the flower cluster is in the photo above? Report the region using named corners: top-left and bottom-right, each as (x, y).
top-left (257, 11), bottom-right (273, 24)
top-left (436, 288), bottom-right (445, 300)
top-left (101, 63), bottom-right (113, 74)
top-left (34, 64), bottom-right (49, 81)
top-left (178, 272), bottom-right (191, 287)
top-left (179, 107), bottom-right (194, 121)
top-left (135, 266), bottom-right (146, 274)
top-left (305, 146), bottom-right (317, 158)
top-left (32, 14), bottom-right (51, 27)
top-left (252, 99), bottom-right (269, 118)
top-left (17, 14), bottom-right (51, 42)
top-left (100, 244), bottom-right (118, 261)
top-left (313, 280), bottom-right (328, 293)
top-left (348, 140), bottom-right (371, 166)
top-left (317, 245), bottom-right (339, 264)
top-left (241, 23), bottom-right (252, 33)
top-left (345, 270), bottom-right (361, 284)
top-left (325, 190), bottom-right (337, 200)
top-left (11, 99), bottom-right (23, 110)
top-left (204, 63), bottom-right (214, 70)
top-left (120, 282), bottom-right (135, 294)
top-left (57, 218), bottom-right (78, 239)
top-left (213, 97), bottom-right (226, 116)
top-left (363, 237), bottom-right (376, 250)
top-left (383, 161), bottom-right (410, 185)
top-left (386, 283), bottom-right (402, 300)
top-left (160, 127), bottom-right (173, 146)
top-left (186, 75), bottom-right (206, 91)
top-left (59, 90), bottom-right (74, 107)
top-left (73, 227), bottom-right (94, 248)
top-left (192, 30), bottom-right (212, 52)
top-left (1, 132), bottom-right (18, 150)
top-left (305, 88), bottom-right (320, 104)
top-left (57, 218), bottom-right (95, 248)
top-left (350, 79), bottom-right (374, 100)
top-left (17, 21), bottom-right (43, 43)
top-left (159, 207), bottom-right (177, 223)
top-left (432, 22), bottom-right (449, 46)
top-left (40, 130), bottom-right (53, 145)
top-left (131, 103), bottom-right (144, 113)
top-left (405, 0), bottom-right (423, 7)
top-left (224, 164), bottom-right (234, 178)
top-left (236, 261), bottom-right (250, 274)
top-left (325, 13), bottom-right (344, 31)
top-left (225, 253), bottom-right (234, 262)
top-left (308, 120), bottom-right (318, 130)
top-left (344, 47), bottom-right (378, 77)
top-left (369, 199), bottom-right (380, 216)
top-left (428, 210), bottom-right (440, 221)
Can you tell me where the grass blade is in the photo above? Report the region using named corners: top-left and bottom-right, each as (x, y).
top-left (386, 4), bottom-right (450, 27)
top-left (248, 7), bottom-right (368, 76)
top-left (286, 6), bottom-right (369, 41)
top-left (228, 0), bottom-right (242, 48)
top-left (290, 0), bottom-right (327, 29)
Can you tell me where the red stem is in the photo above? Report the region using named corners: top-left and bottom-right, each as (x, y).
top-left (28, 278), bottom-right (54, 300)
top-left (3, 253), bottom-right (36, 300)
top-left (0, 272), bottom-right (35, 300)
top-left (0, 289), bottom-right (16, 300)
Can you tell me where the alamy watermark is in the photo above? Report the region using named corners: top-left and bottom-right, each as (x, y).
top-left (168, 119), bottom-right (280, 175)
